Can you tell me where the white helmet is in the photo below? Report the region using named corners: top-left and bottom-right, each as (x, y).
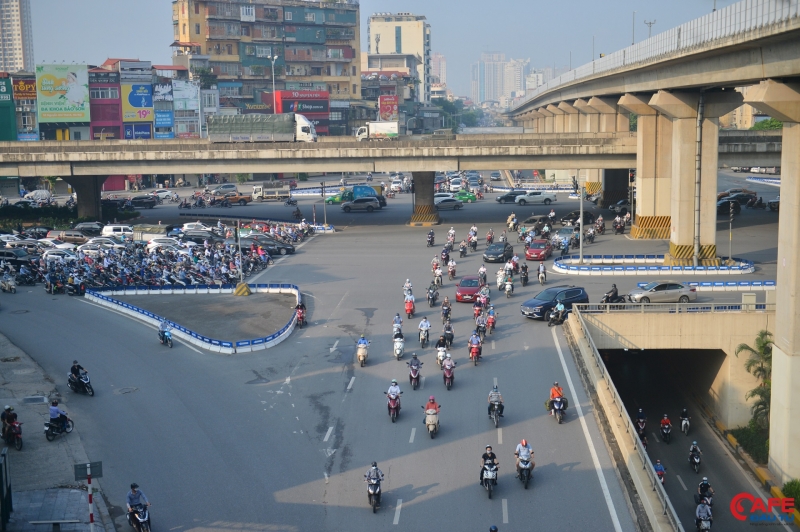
top-left (445, 353), bottom-right (451, 359)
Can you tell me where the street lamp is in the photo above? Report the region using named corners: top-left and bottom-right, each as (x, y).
top-left (406, 117), bottom-right (417, 134)
top-left (269, 55), bottom-right (279, 112)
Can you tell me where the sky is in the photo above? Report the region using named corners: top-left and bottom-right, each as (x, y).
top-left (31, 0), bottom-right (734, 96)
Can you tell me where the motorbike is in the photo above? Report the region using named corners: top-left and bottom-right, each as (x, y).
top-left (408, 361), bottom-right (423, 389)
top-left (585, 231), bottom-right (595, 244)
top-left (444, 331), bottom-right (454, 349)
top-left (427, 288), bottom-right (438, 307)
top-left (486, 234), bottom-right (494, 245)
top-left (405, 300), bottom-right (415, 319)
top-left (479, 271), bottom-right (487, 286)
top-left (434, 271), bottom-right (443, 288)
top-left (476, 323), bottom-right (487, 341)
top-left (636, 419), bottom-right (646, 439)
top-left (656, 469), bottom-right (666, 486)
top-left (481, 460), bottom-right (499, 498)
top-left (385, 391), bottom-right (402, 423)
top-left (357, 341), bottom-right (370, 367)
top-left (296, 307), bottom-right (306, 328)
top-left (66, 281), bottom-right (86, 296)
top-left (538, 271), bottom-right (546, 285)
top-left (436, 346), bottom-right (447, 367)
top-left (419, 329), bottom-right (429, 348)
top-left (470, 238), bottom-right (478, 252)
top-left (459, 245), bottom-right (467, 258)
top-left (681, 417), bottom-right (690, 436)
top-left (284, 198), bottom-right (298, 207)
top-left (551, 396), bottom-right (567, 423)
top-left (496, 271), bottom-right (505, 290)
top-left (696, 517), bottom-right (712, 531)
top-left (128, 504), bottom-right (151, 532)
top-left (521, 270), bottom-right (528, 286)
top-left (504, 280), bottom-right (513, 298)
top-left (443, 363), bottom-right (455, 390)
top-left (393, 338), bottom-right (405, 360)
top-left (473, 305), bottom-right (483, 320)
top-left (489, 401), bottom-right (502, 428)
top-left (15, 271), bottom-right (37, 286)
top-left (427, 234), bottom-right (435, 247)
top-left (366, 476), bottom-right (382, 513)
top-left (158, 328), bottom-right (173, 348)
top-left (0, 275), bottom-right (17, 294)
top-left (44, 415), bottom-right (74, 441)
top-left (517, 456), bottom-right (533, 489)
top-left (614, 222), bottom-right (625, 235)
top-left (422, 406), bottom-right (439, 439)
top-left (548, 309), bottom-right (570, 327)
top-left (470, 344), bottom-right (481, 366)
top-left (487, 314), bottom-right (496, 334)
top-left (690, 451), bottom-right (701, 474)
top-left (448, 265), bottom-right (456, 280)
top-left (746, 198), bottom-right (766, 209)
top-left (3, 420), bottom-right (22, 450)
top-left (441, 306), bottom-right (451, 324)
top-left (67, 371), bottom-right (94, 396)
top-left (661, 424), bottom-right (672, 444)
top-left (595, 222), bottom-right (605, 235)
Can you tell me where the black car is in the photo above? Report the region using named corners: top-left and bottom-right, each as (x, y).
top-left (717, 199), bottom-right (742, 215)
top-left (0, 248), bottom-right (33, 269)
top-left (520, 285), bottom-right (590, 320)
top-left (181, 231), bottom-right (225, 248)
top-left (521, 215), bottom-right (551, 233)
top-left (560, 211), bottom-right (596, 226)
top-left (483, 242), bottom-right (514, 263)
top-left (726, 193), bottom-right (757, 205)
top-left (495, 190), bottom-right (527, 204)
top-left (131, 196), bottom-right (157, 209)
top-left (73, 222), bottom-right (104, 235)
top-left (227, 236), bottom-right (295, 256)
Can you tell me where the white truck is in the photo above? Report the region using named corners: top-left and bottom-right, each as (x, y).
top-left (356, 121), bottom-right (399, 141)
top-left (208, 113), bottom-right (317, 143)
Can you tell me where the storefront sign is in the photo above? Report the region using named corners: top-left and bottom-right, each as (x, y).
top-left (154, 110), bottom-right (174, 128)
top-left (124, 123), bottom-right (152, 140)
top-left (12, 77), bottom-right (36, 100)
top-left (36, 64), bottom-right (90, 122)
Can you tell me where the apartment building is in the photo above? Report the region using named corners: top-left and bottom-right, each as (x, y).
top-left (430, 52), bottom-right (446, 85)
top-left (367, 12), bottom-right (431, 102)
top-left (0, 0), bottom-right (33, 72)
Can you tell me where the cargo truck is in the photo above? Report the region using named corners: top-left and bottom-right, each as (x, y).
top-left (252, 184), bottom-right (293, 202)
top-left (355, 121), bottom-right (399, 141)
top-left (208, 113), bottom-right (317, 143)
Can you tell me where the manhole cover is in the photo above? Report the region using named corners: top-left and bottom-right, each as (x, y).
top-left (11, 310), bottom-right (29, 314)
top-left (21, 396), bottom-right (47, 404)
top-left (114, 387), bottom-right (138, 395)
top-left (12, 369), bottom-right (34, 375)
top-left (1, 357), bottom-right (20, 363)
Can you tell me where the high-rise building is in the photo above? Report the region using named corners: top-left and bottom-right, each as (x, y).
top-left (431, 52), bottom-right (446, 85)
top-left (0, 0), bottom-right (34, 72)
top-left (503, 58), bottom-right (528, 99)
top-left (368, 12), bottom-right (431, 101)
top-left (471, 53), bottom-right (529, 106)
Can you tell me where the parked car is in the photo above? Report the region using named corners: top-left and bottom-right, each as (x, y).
top-left (520, 285), bottom-right (589, 320)
top-left (525, 240), bottom-right (553, 261)
top-left (131, 195), bottom-right (157, 209)
top-left (22, 225), bottom-right (54, 239)
top-left (434, 198), bottom-right (464, 210)
top-left (342, 197), bottom-right (380, 213)
top-left (86, 237), bottom-right (129, 250)
top-left (42, 249), bottom-right (79, 263)
top-left (455, 275), bottom-right (483, 303)
top-left (180, 231), bottom-right (225, 248)
top-left (495, 190), bottom-right (527, 204)
top-left (560, 211), bottom-right (596, 226)
top-left (726, 193), bottom-right (757, 205)
top-left (182, 222), bottom-right (215, 232)
top-left (490, 171), bottom-right (502, 181)
top-left (37, 238), bottom-right (76, 250)
top-left (75, 243), bottom-right (107, 257)
top-left (6, 239), bottom-right (44, 254)
top-left (627, 281), bottom-right (697, 303)
top-left (46, 230), bottom-right (91, 245)
top-left (515, 190), bottom-right (556, 206)
top-left (483, 242), bottom-right (514, 263)
top-left (225, 237), bottom-right (295, 255)
top-left (13, 199), bottom-right (38, 208)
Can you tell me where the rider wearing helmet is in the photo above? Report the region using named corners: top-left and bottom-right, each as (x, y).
top-left (661, 414), bottom-right (672, 430)
top-left (654, 459), bottom-right (666, 475)
top-left (357, 334), bottom-right (369, 347)
top-left (392, 313), bottom-right (403, 328)
top-left (488, 385), bottom-right (504, 417)
top-left (697, 477), bottom-right (715, 503)
top-left (434, 334), bottom-right (448, 350)
top-left (688, 440), bottom-right (703, 463)
top-left (126, 483), bottom-right (150, 532)
top-left (514, 438), bottom-right (534, 476)
top-left (549, 381), bottom-right (564, 416)
top-left (409, 353), bottom-right (422, 371)
top-left (1, 405), bottom-right (16, 440)
top-left (441, 353), bottom-right (456, 375)
top-left (606, 284), bottom-right (618, 301)
top-left (695, 497), bottom-right (713, 528)
top-left (424, 395), bottom-right (441, 423)
top-left (386, 379), bottom-right (401, 412)
top-left (364, 462), bottom-right (385, 504)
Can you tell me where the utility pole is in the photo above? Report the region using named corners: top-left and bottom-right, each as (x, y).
top-left (592, 35), bottom-right (595, 60)
top-left (644, 20), bottom-right (656, 38)
top-left (321, 181), bottom-right (327, 227)
top-left (632, 11), bottom-right (636, 45)
top-left (578, 171), bottom-right (585, 264)
top-left (729, 201), bottom-right (734, 262)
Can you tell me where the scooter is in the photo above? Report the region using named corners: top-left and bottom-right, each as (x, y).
top-left (427, 288), bottom-right (438, 307)
top-left (681, 417), bottom-right (690, 436)
top-left (517, 456), bottom-right (533, 489)
top-left (405, 300), bottom-right (415, 319)
top-left (614, 222), bottom-right (625, 235)
top-left (158, 328), bottom-right (173, 348)
top-left (426, 234), bottom-right (435, 247)
top-left (357, 341), bottom-right (370, 367)
top-left (422, 406), bottom-right (439, 439)
top-left (393, 337), bottom-right (404, 360)
top-left (661, 424), bottom-right (672, 444)
top-left (441, 306), bottom-right (451, 324)
top-left (487, 314), bottom-right (496, 334)
top-left (504, 280), bottom-right (513, 298)
top-left (67, 371), bottom-right (94, 396)
top-left (0, 274), bottom-right (16, 294)
top-left (128, 504), bottom-right (151, 532)
top-left (366, 476), bottom-right (382, 513)
top-left (476, 323), bottom-right (487, 341)
top-left (384, 391), bottom-right (402, 423)
top-left (296, 307), bottom-right (306, 328)
top-left (459, 245), bottom-right (467, 258)
top-left (690, 451), bottom-right (701, 474)
top-left (697, 517), bottom-right (712, 531)
top-left (442, 363), bottom-right (455, 389)
top-left (448, 265), bottom-right (456, 280)
top-left (551, 396), bottom-right (567, 423)
top-left (481, 460), bottom-right (498, 499)
top-left (636, 419), bottom-right (647, 439)
top-left (419, 329), bottom-right (429, 348)
top-left (408, 362), bottom-right (423, 389)
top-left (521, 270), bottom-right (528, 286)
top-left (436, 346), bottom-right (447, 367)
top-left (538, 271), bottom-right (546, 285)
top-left (547, 309), bottom-right (570, 327)
top-left (44, 415), bottom-right (74, 441)
top-left (3, 420), bottom-right (22, 450)
top-left (470, 344), bottom-right (482, 366)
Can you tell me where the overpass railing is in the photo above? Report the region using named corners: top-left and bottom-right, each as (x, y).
top-left (575, 302), bottom-right (775, 314)
top-left (571, 305), bottom-right (685, 531)
top-left (514, 0), bottom-right (800, 111)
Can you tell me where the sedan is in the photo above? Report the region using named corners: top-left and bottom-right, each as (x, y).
top-left (14, 199), bottom-right (38, 208)
top-left (73, 222), bottom-right (104, 235)
top-left (483, 242), bottom-right (514, 263)
top-left (525, 240), bottom-right (553, 261)
top-left (37, 238), bottom-right (76, 250)
top-left (520, 285), bottom-right (589, 320)
top-left (454, 190), bottom-right (477, 203)
top-left (455, 275), bottom-right (484, 303)
top-left (521, 215), bottom-right (551, 233)
top-left (42, 249), bottom-right (79, 263)
top-left (86, 237), bottom-right (128, 250)
top-left (434, 193), bottom-right (454, 200)
top-left (726, 193), bottom-right (757, 205)
top-left (390, 180), bottom-right (403, 192)
top-left (627, 281), bottom-right (697, 303)
top-left (490, 171), bottom-right (502, 181)
top-left (226, 237), bottom-right (295, 256)
top-left (146, 238), bottom-right (193, 251)
top-left (131, 196), bottom-right (157, 209)
top-left (434, 198), bottom-right (464, 210)
top-left (182, 222), bottom-right (214, 232)
top-left (560, 211), bottom-right (596, 226)
top-left (609, 199), bottom-right (631, 214)
top-left (151, 189), bottom-right (174, 199)
top-left (75, 243), bottom-right (107, 257)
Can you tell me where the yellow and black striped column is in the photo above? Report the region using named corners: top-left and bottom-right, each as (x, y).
top-left (631, 216), bottom-right (670, 239)
top-left (410, 171), bottom-right (440, 226)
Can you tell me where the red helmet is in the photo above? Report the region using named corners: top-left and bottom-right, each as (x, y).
top-left (521, 439), bottom-right (527, 447)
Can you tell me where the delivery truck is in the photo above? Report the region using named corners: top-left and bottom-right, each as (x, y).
top-left (208, 113), bottom-right (317, 143)
top-left (355, 121), bottom-right (399, 141)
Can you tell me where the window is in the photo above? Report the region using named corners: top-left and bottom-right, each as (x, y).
top-left (242, 25), bottom-right (250, 36)
top-left (352, 65), bottom-right (356, 76)
top-left (202, 92), bottom-right (217, 108)
top-left (182, 24), bottom-right (187, 36)
top-left (330, 112), bottom-right (342, 121)
top-left (194, 1), bottom-right (199, 14)
top-left (285, 11), bottom-right (292, 21)
top-left (90, 87), bottom-right (120, 99)
top-left (395, 26), bottom-right (402, 53)
top-left (305, 12), bottom-right (315, 22)
top-left (241, 5), bottom-right (255, 19)
top-left (195, 23), bottom-right (200, 34)
top-left (226, 44), bottom-right (233, 55)
top-left (218, 86), bottom-right (240, 97)
top-left (352, 84), bottom-right (356, 94)
top-left (256, 45), bottom-right (272, 58)
top-left (328, 13), bottom-right (334, 21)
top-left (20, 113), bottom-right (34, 127)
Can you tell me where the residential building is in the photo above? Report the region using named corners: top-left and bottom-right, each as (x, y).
top-left (525, 70), bottom-right (544, 92)
top-left (503, 58), bottom-right (528, 100)
top-left (430, 52), bottom-right (445, 84)
top-left (364, 53), bottom-right (420, 79)
top-left (471, 52), bottom-right (505, 104)
top-left (0, 0), bottom-right (33, 72)
top-left (9, 71), bottom-right (36, 140)
top-left (368, 12), bottom-right (431, 102)
top-left (88, 66), bottom-right (122, 141)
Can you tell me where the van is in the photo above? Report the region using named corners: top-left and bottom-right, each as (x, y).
top-left (101, 225), bottom-right (134, 239)
top-left (46, 229), bottom-right (91, 245)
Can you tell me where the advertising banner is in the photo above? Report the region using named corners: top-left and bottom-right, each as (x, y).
top-left (378, 95), bottom-right (399, 122)
top-left (173, 80), bottom-right (199, 110)
top-left (124, 123), bottom-right (152, 140)
top-left (154, 110), bottom-right (174, 128)
top-left (0, 79), bottom-right (11, 104)
top-left (17, 133), bottom-right (39, 141)
top-left (122, 84), bottom-right (153, 122)
top-left (154, 130), bottom-right (175, 139)
top-left (36, 64), bottom-right (90, 122)
top-left (276, 90), bottom-right (330, 100)
top-left (274, 90), bottom-right (330, 114)
top-left (286, 100), bottom-right (329, 113)
top-left (12, 77), bottom-right (36, 100)
top-left (153, 83), bottom-right (174, 102)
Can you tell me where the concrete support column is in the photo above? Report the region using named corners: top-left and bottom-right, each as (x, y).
top-left (744, 80), bottom-right (800, 485)
top-left (574, 99), bottom-right (599, 132)
top-left (62, 175), bottom-right (107, 220)
top-left (587, 96), bottom-right (626, 132)
top-left (558, 101), bottom-right (580, 133)
top-left (538, 107), bottom-right (554, 133)
top-left (410, 171), bottom-right (439, 226)
top-left (649, 90), bottom-right (742, 264)
top-left (546, 104), bottom-right (565, 133)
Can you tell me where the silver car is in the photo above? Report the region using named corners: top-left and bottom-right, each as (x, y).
top-left (628, 281), bottom-right (697, 303)
top-left (342, 197), bottom-right (380, 213)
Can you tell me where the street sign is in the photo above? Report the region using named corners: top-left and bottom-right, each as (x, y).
top-left (74, 462), bottom-right (103, 481)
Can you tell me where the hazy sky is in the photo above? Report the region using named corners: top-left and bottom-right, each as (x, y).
top-left (31, 0), bottom-right (732, 95)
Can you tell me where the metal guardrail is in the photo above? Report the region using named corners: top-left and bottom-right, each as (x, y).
top-left (513, 0), bottom-right (800, 111)
top-left (572, 306), bottom-right (685, 531)
top-left (575, 302), bottom-right (775, 314)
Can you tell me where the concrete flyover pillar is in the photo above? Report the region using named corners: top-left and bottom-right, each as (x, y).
top-left (587, 96), bottom-right (629, 133)
top-left (619, 93), bottom-right (672, 238)
top-left (527, 110), bottom-right (543, 133)
top-left (546, 104), bottom-right (565, 133)
top-left (649, 90), bottom-right (742, 264)
top-left (574, 98), bottom-right (599, 133)
top-left (537, 107), bottom-right (554, 133)
top-left (410, 171), bottom-right (439, 226)
top-left (558, 101), bottom-right (580, 133)
top-left (744, 80), bottom-right (800, 485)
top-left (62, 175), bottom-right (107, 220)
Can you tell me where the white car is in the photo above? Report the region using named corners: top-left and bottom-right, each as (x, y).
top-left (0, 235), bottom-right (22, 243)
top-left (37, 238), bottom-right (76, 250)
top-left (449, 178), bottom-right (463, 193)
top-left (153, 245), bottom-right (192, 257)
top-left (42, 249), bottom-right (79, 262)
top-left (434, 197), bottom-right (464, 210)
top-left (514, 191), bottom-right (557, 206)
top-left (76, 243), bottom-right (106, 257)
top-left (182, 222), bottom-right (214, 232)
top-left (390, 180), bottom-right (403, 192)
top-left (434, 193), bottom-right (455, 200)
top-left (151, 189), bottom-right (174, 199)
top-left (146, 237), bottom-right (195, 251)
top-left (86, 237), bottom-right (128, 250)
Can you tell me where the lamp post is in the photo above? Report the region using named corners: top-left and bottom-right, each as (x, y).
top-left (269, 56), bottom-right (279, 112)
top-left (406, 117), bottom-right (417, 134)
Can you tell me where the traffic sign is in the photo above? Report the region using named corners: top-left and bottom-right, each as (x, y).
top-left (74, 462), bottom-right (103, 481)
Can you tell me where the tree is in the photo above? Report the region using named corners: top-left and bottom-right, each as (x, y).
top-left (750, 118), bottom-right (783, 130)
top-left (736, 330), bottom-right (774, 428)
top-left (629, 113), bottom-right (638, 132)
top-left (43, 176), bottom-right (58, 192)
top-left (235, 173), bottom-right (251, 185)
top-left (192, 67), bottom-right (218, 90)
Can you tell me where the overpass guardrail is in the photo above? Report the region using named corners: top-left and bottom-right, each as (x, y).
top-left (574, 302), bottom-right (775, 314)
top-left (571, 306), bottom-right (685, 531)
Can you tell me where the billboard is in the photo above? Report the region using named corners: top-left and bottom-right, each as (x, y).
top-left (153, 83), bottom-right (174, 102)
top-left (286, 100), bottom-right (329, 113)
top-left (124, 123), bottom-right (152, 140)
top-left (379, 95), bottom-right (399, 122)
top-left (36, 64), bottom-right (90, 123)
top-left (0, 79), bottom-right (11, 104)
top-left (122, 84), bottom-right (154, 122)
top-left (12, 77), bottom-right (36, 100)
top-left (154, 110), bottom-right (174, 128)
top-left (173, 80), bottom-right (199, 110)
top-left (274, 90), bottom-right (330, 114)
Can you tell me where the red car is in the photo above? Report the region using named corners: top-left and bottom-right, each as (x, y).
top-left (525, 239), bottom-right (553, 261)
top-left (455, 275), bottom-right (483, 303)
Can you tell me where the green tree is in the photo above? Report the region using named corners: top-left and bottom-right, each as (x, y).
top-left (750, 118), bottom-right (783, 130)
top-left (629, 113), bottom-right (638, 132)
top-left (735, 330), bottom-right (774, 428)
top-left (192, 67), bottom-right (218, 90)
top-left (43, 176), bottom-right (58, 192)
top-left (235, 173), bottom-right (251, 185)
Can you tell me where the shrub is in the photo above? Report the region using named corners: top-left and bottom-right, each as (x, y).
top-left (730, 419), bottom-right (769, 464)
top-left (783, 479), bottom-right (800, 500)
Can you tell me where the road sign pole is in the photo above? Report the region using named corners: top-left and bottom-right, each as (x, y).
top-left (321, 182), bottom-right (327, 227)
top-left (87, 463), bottom-right (94, 532)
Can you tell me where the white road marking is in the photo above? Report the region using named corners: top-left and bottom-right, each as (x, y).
top-left (497, 428), bottom-right (503, 445)
top-left (493, 377), bottom-right (498, 387)
top-left (491, 340), bottom-right (496, 350)
top-left (551, 327), bottom-right (623, 532)
top-left (323, 426), bottom-right (334, 442)
top-left (676, 475), bottom-right (688, 491)
top-left (330, 340), bottom-right (339, 353)
top-left (652, 432), bottom-right (660, 442)
top-left (420, 376), bottom-right (425, 389)
top-left (324, 472), bottom-right (329, 484)
top-left (409, 428), bottom-right (416, 443)
top-left (347, 376), bottom-right (355, 390)
top-left (393, 499), bottom-right (402, 525)
top-left (502, 499), bottom-right (509, 524)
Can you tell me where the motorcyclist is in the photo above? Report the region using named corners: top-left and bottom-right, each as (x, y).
top-left (427, 230), bottom-right (435, 243)
top-left (486, 229), bottom-right (494, 243)
top-left (654, 459), bottom-right (666, 477)
top-left (549, 381), bottom-right (564, 416)
top-left (689, 440), bottom-right (703, 463)
top-left (506, 212), bottom-right (516, 230)
top-left (537, 261), bottom-right (546, 282)
top-left (476, 312), bottom-right (488, 333)
top-left (553, 299), bottom-right (566, 321)
top-left (443, 321), bottom-right (455, 346)
top-left (614, 214), bottom-right (622, 226)
top-left (433, 266), bottom-right (444, 286)
top-left (423, 395), bottom-right (441, 424)
top-left (1, 406), bottom-right (16, 440)
top-left (418, 317), bottom-right (431, 341)
top-left (447, 258), bottom-right (457, 276)
top-left (441, 297), bottom-right (452, 319)
top-left (427, 280), bottom-right (439, 300)
top-left (434, 335), bottom-right (448, 350)
top-left (698, 477), bottom-right (715, 503)
top-left (514, 439), bottom-right (535, 477)
top-left (481, 445), bottom-right (499, 483)
top-left (442, 353), bottom-right (456, 375)
top-left (695, 498), bottom-right (713, 528)
top-left (469, 329), bottom-right (482, 355)
top-left (430, 256), bottom-right (439, 271)
top-left (636, 408), bottom-right (647, 423)
top-left (606, 284), bottom-right (619, 301)
top-left (447, 226), bottom-right (456, 240)
top-left (126, 483), bottom-right (150, 532)
top-left (392, 313), bottom-right (403, 329)
top-left (504, 276), bottom-right (514, 295)
top-left (478, 283), bottom-right (491, 300)
top-left (680, 407), bottom-right (690, 426)
top-left (661, 414), bottom-right (672, 432)
top-left (548, 208), bottom-right (556, 220)
top-left (488, 385), bottom-right (504, 417)
top-left (70, 360), bottom-right (86, 380)
top-left (403, 279), bottom-right (413, 294)
top-left (478, 264), bottom-right (487, 284)
top-left (387, 379), bottom-right (402, 412)
top-left (365, 462), bottom-right (385, 484)
top-left (357, 334), bottom-right (369, 348)
top-left (49, 400), bottom-right (68, 432)
top-left (158, 319), bottom-right (170, 343)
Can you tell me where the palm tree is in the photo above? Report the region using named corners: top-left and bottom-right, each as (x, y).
top-left (735, 330), bottom-right (773, 428)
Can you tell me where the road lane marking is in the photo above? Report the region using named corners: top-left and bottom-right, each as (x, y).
top-left (492, 340), bottom-right (496, 350)
top-left (551, 327), bottom-right (623, 532)
top-left (652, 432), bottom-right (659, 442)
top-left (493, 377), bottom-right (498, 387)
top-left (393, 499), bottom-right (402, 524)
top-left (676, 475), bottom-right (688, 491)
top-left (330, 340), bottom-right (339, 353)
top-left (409, 428), bottom-right (416, 443)
top-left (323, 426), bottom-right (334, 442)
top-left (347, 376), bottom-right (355, 390)
top-left (502, 499), bottom-right (509, 523)
top-left (497, 428), bottom-right (503, 444)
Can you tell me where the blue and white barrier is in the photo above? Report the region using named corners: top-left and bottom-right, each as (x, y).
top-left (85, 283), bottom-right (302, 354)
top-left (745, 177), bottom-right (781, 187)
top-left (552, 255), bottom-right (756, 275)
top-left (177, 213), bottom-right (334, 233)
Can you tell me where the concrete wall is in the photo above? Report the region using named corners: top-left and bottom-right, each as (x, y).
top-left (580, 311), bottom-right (774, 429)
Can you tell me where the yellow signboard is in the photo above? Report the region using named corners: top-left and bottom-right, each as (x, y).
top-left (122, 84), bottom-right (154, 122)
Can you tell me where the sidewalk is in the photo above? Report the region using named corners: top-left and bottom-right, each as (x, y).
top-left (0, 334), bottom-right (114, 532)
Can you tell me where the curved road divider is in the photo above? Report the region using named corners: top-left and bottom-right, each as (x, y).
top-left (176, 213), bottom-right (334, 233)
top-left (552, 254), bottom-right (756, 275)
top-left (85, 284), bottom-right (302, 354)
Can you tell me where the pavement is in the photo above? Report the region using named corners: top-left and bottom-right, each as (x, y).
top-left (0, 334), bottom-right (113, 532)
